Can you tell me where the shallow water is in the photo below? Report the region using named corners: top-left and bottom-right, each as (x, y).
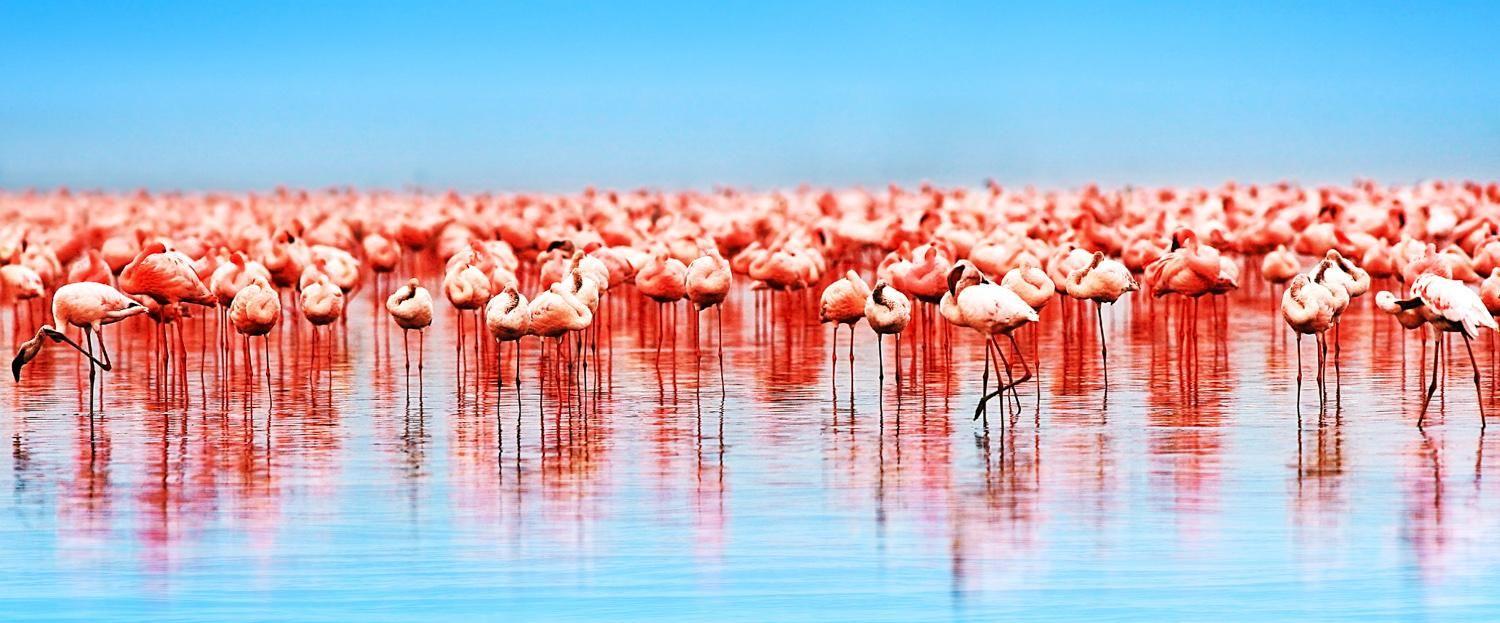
top-left (4, 277), bottom-right (1500, 621)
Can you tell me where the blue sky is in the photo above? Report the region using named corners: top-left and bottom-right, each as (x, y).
top-left (1, 1), bottom-right (1496, 191)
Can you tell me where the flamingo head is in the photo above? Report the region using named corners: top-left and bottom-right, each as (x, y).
top-left (946, 260), bottom-right (982, 295)
top-left (1169, 228), bottom-right (1196, 251)
top-left (11, 329), bottom-right (49, 381)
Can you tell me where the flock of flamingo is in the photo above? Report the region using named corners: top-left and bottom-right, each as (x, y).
top-left (4, 180), bottom-right (1500, 433)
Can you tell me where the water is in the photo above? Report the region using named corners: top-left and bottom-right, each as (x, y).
top-left (4, 278), bottom-right (1500, 621)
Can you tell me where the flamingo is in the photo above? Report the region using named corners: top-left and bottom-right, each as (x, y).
top-left (66, 250), bottom-right (113, 285)
top-left (386, 278), bottom-right (434, 396)
top-left (864, 280), bottom-right (911, 404)
top-left (686, 243), bottom-right (732, 391)
top-left (944, 261), bottom-right (1038, 423)
top-left (1001, 263), bottom-right (1055, 406)
top-left (635, 248), bottom-right (688, 366)
top-left (1310, 257), bottom-right (1355, 391)
top-left (1281, 273), bottom-right (1338, 416)
top-left (1065, 251), bottom-right (1139, 392)
top-left (229, 275), bottom-right (281, 412)
top-left (1480, 268), bottom-right (1500, 318)
top-left (1385, 273), bottom-right (1498, 428)
top-left (117, 241), bottom-right (215, 398)
top-left (485, 286), bottom-right (530, 429)
top-left (299, 268), bottom-right (346, 390)
top-left (443, 257), bottom-right (492, 387)
top-left (1261, 245), bottom-right (1300, 285)
top-left (528, 278), bottom-right (593, 415)
top-left (819, 270), bottom-right (870, 403)
top-left (1, 264), bottom-right (44, 338)
top-left (11, 282), bottom-right (148, 416)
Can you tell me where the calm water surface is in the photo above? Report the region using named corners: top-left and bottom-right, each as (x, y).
top-left (4, 278), bottom-right (1500, 621)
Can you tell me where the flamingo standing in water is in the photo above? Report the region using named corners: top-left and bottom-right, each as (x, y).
top-left (1145, 229), bottom-right (1238, 381)
top-left (211, 250), bottom-right (271, 365)
top-left (1065, 252), bottom-right (1139, 393)
top-left (363, 230), bottom-right (402, 296)
top-left (1383, 273), bottom-right (1498, 428)
top-left (686, 243), bottom-right (732, 391)
top-left (229, 275), bottom-right (281, 413)
top-left (300, 268), bottom-right (346, 390)
top-left (1317, 250), bottom-right (1371, 383)
top-left (1281, 273), bottom-right (1338, 416)
top-left (443, 257), bottom-right (492, 389)
top-left (1001, 263), bottom-right (1054, 407)
top-left (11, 282), bottom-right (148, 417)
top-left (486, 286), bottom-right (530, 422)
top-left (635, 248), bottom-right (688, 366)
top-left (118, 241), bottom-right (215, 398)
top-left (386, 278), bottom-right (434, 396)
top-left (819, 270), bottom-right (871, 403)
top-left (528, 278), bottom-right (593, 415)
top-left (864, 280), bottom-right (910, 404)
top-left (943, 261), bottom-right (1037, 423)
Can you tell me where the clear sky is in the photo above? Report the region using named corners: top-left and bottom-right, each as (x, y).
top-left (1, 1), bottom-right (1496, 191)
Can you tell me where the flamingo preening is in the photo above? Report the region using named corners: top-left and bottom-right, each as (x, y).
top-left (387, 278), bottom-right (434, 398)
top-left (819, 270), bottom-right (870, 404)
top-left (485, 286), bottom-right (530, 437)
top-left (687, 242), bottom-right (732, 393)
top-left (1282, 274), bottom-right (1338, 417)
top-left (1064, 251), bottom-right (1139, 393)
top-left (864, 280), bottom-right (911, 408)
top-left (229, 275), bottom-right (281, 413)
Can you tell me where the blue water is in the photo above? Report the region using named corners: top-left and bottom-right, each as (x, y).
top-left (3, 283), bottom-right (1500, 621)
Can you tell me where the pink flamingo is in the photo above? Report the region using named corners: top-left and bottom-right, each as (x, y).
top-left (12, 282), bottom-right (148, 416)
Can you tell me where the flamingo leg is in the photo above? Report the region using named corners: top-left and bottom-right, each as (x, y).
top-left (894, 332), bottom-right (902, 389)
top-left (1007, 333), bottom-right (1031, 414)
top-left (37, 326), bottom-right (110, 370)
top-left (504, 342), bottom-right (510, 459)
top-left (84, 326), bottom-right (96, 416)
top-left (263, 335), bottom-right (273, 414)
top-left (975, 337), bottom-right (1016, 422)
top-left (1420, 334), bottom-right (1442, 427)
top-left (515, 340), bottom-right (523, 442)
top-left (974, 343), bottom-right (991, 424)
top-left (1334, 322), bottom-right (1342, 401)
top-left (847, 323), bottom-right (855, 410)
top-left (1316, 333), bottom-right (1326, 409)
top-left (1095, 301), bottom-right (1108, 385)
top-left (717, 305), bottom-right (726, 397)
top-left (876, 334), bottom-right (886, 418)
top-left (1295, 333), bottom-right (1303, 424)
top-left (1464, 334), bottom-right (1487, 430)
top-left (830, 323), bottom-right (839, 404)
top-left (990, 337), bottom-right (1012, 428)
